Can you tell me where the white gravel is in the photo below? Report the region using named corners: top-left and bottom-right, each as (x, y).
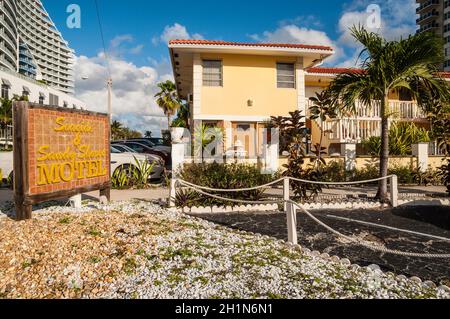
top-left (0, 200), bottom-right (448, 299)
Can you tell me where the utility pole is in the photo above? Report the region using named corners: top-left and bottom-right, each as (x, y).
top-left (107, 77), bottom-right (112, 119)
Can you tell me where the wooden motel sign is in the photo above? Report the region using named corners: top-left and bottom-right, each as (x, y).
top-left (13, 102), bottom-right (111, 220)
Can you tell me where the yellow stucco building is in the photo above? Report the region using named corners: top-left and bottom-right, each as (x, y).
top-left (169, 39), bottom-right (450, 157)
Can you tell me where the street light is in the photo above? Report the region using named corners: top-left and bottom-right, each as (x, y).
top-left (80, 75), bottom-right (112, 118)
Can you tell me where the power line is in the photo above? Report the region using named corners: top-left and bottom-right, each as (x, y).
top-left (94, 0), bottom-right (111, 78)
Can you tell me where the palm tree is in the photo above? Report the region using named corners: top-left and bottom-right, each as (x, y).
top-left (328, 26), bottom-right (450, 201)
top-left (171, 103), bottom-right (190, 129)
top-left (154, 80), bottom-right (181, 129)
top-left (111, 120), bottom-right (123, 140)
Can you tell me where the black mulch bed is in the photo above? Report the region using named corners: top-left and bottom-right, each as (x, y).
top-left (190, 206), bottom-right (450, 285)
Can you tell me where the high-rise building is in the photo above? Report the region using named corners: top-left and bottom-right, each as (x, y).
top-left (416, 0), bottom-right (450, 71)
top-left (0, 0), bottom-right (74, 94)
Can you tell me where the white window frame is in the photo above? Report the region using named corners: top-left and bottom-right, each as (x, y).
top-left (276, 62), bottom-right (296, 89)
top-left (202, 60), bottom-right (223, 87)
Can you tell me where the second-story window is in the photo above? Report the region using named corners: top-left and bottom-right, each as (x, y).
top-left (203, 60), bottom-right (222, 87)
top-left (277, 63), bottom-right (295, 88)
top-left (1, 84), bottom-right (9, 100)
top-left (49, 93), bottom-right (59, 106)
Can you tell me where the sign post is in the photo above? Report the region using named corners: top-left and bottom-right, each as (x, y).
top-left (13, 102), bottom-right (111, 220)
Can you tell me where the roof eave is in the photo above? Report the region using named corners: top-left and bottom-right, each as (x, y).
top-left (168, 43), bottom-right (334, 56)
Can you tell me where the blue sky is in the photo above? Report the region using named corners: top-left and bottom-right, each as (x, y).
top-left (41, 0), bottom-right (418, 134)
top-left (44, 0), bottom-right (349, 66)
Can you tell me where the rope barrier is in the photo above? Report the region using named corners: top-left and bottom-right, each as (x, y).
top-left (177, 175), bottom-right (392, 194)
top-left (289, 175), bottom-right (394, 186)
top-left (176, 180), bottom-right (450, 259)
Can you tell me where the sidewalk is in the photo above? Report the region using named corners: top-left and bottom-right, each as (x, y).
top-left (0, 188), bottom-right (170, 204)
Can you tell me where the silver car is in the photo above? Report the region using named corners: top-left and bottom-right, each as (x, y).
top-left (111, 146), bottom-right (165, 180)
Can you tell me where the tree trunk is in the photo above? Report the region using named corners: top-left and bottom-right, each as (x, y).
top-left (167, 115), bottom-right (171, 130)
top-left (376, 95), bottom-right (389, 202)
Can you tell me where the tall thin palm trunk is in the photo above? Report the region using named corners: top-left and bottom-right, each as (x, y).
top-left (377, 95), bottom-right (389, 201)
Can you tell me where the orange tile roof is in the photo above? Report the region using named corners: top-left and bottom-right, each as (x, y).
top-left (169, 39), bottom-right (334, 52)
top-left (306, 67), bottom-right (365, 74)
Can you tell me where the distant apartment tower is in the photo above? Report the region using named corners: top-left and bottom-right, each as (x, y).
top-left (0, 0), bottom-right (75, 94)
top-left (416, 0), bottom-right (450, 71)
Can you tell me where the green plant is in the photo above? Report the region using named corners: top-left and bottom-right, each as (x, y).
top-left (389, 165), bottom-right (415, 185)
top-left (282, 137), bottom-right (322, 200)
top-left (171, 103), bottom-right (190, 129)
top-left (320, 161), bottom-right (347, 183)
top-left (176, 163), bottom-right (275, 207)
top-left (440, 159), bottom-right (450, 195)
top-left (414, 167), bottom-right (444, 186)
top-left (362, 122), bottom-right (430, 156)
top-left (112, 168), bottom-right (131, 189)
top-left (328, 25), bottom-right (450, 201)
top-left (309, 90), bottom-right (337, 162)
top-left (270, 111), bottom-right (309, 154)
top-left (193, 124), bottom-right (225, 158)
top-left (131, 156), bottom-right (155, 188)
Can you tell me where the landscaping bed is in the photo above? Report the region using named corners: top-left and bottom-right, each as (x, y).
top-left (0, 200), bottom-right (448, 299)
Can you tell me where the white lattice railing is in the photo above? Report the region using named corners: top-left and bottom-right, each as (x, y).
top-left (307, 99), bottom-right (428, 143)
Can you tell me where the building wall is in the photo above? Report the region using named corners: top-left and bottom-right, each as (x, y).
top-left (199, 54), bottom-right (299, 119)
top-left (0, 0), bottom-right (75, 94)
top-left (0, 68), bottom-right (85, 108)
top-left (0, 0), bottom-right (18, 71)
top-left (416, 0), bottom-right (450, 71)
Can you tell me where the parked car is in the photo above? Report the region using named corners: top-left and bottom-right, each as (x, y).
top-left (0, 147), bottom-right (166, 187)
top-left (111, 146), bottom-right (165, 180)
top-left (110, 144), bottom-right (137, 154)
top-left (147, 137), bottom-right (166, 146)
top-left (131, 138), bottom-right (171, 153)
top-left (114, 138), bottom-right (171, 153)
top-left (112, 141), bottom-right (171, 167)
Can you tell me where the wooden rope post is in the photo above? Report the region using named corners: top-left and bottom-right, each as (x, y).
top-left (284, 177), bottom-right (298, 245)
top-left (390, 175), bottom-right (398, 208)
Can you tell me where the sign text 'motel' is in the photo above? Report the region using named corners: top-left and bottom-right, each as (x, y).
top-left (13, 102), bottom-right (111, 220)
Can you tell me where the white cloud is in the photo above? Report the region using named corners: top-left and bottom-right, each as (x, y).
top-left (109, 34), bottom-right (145, 57)
top-left (335, 0), bottom-right (417, 66)
top-left (73, 54), bottom-right (172, 135)
top-left (153, 23), bottom-right (204, 45)
top-left (338, 0), bottom-right (417, 47)
top-left (249, 25), bottom-right (344, 63)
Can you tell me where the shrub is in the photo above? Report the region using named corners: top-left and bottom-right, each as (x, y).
top-left (440, 158), bottom-right (450, 195)
top-left (111, 169), bottom-right (131, 190)
top-left (389, 165), bottom-right (415, 185)
top-left (111, 157), bottom-right (155, 190)
top-left (414, 167), bottom-right (445, 186)
top-left (281, 137), bottom-right (322, 200)
top-left (315, 160), bottom-right (444, 186)
top-left (320, 161), bottom-right (346, 183)
top-left (176, 163), bottom-right (276, 207)
top-left (362, 122), bottom-right (430, 156)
